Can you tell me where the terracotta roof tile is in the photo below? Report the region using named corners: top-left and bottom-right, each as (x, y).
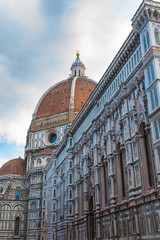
top-left (0, 157), bottom-right (26, 176)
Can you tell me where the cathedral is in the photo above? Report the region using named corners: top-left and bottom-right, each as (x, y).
top-left (0, 0), bottom-right (160, 239)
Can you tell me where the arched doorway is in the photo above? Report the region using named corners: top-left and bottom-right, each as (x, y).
top-left (88, 196), bottom-right (95, 240)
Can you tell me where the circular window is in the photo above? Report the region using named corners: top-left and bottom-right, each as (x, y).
top-left (43, 129), bottom-right (58, 146)
top-left (49, 134), bottom-right (57, 143)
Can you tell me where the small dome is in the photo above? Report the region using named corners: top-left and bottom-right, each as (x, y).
top-left (0, 157), bottom-right (26, 176)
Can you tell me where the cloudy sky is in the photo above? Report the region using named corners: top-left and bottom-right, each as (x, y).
top-left (0, 0), bottom-right (141, 167)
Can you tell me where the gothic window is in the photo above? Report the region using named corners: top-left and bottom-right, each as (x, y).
top-left (147, 67), bottom-right (151, 85)
top-left (53, 189), bottom-right (56, 198)
top-left (133, 142), bottom-right (138, 160)
top-left (43, 200), bottom-right (45, 207)
top-left (139, 46), bottom-right (142, 58)
top-left (69, 204), bottom-right (72, 214)
top-left (69, 161), bottom-right (72, 168)
top-left (14, 217), bottom-right (20, 236)
top-left (154, 121), bottom-right (160, 140)
top-left (131, 57), bottom-right (134, 69)
top-left (53, 214), bottom-right (56, 222)
top-left (137, 49), bottom-right (140, 62)
top-left (129, 61), bottom-right (131, 72)
top-left (151, 63), bottom-right (155, 81)
top-left (141, 217), bottom-right (146, 235)
top-left (0, 187), bottom-right (3, 193)
top-left (154, 28), bottom-right (160, 45)
top-left (53, 202), bottom-right (56, 210)
top-left (16, 188), bottom-right (20, 200)
top-left (150, 91), bottom-right (155, 110)
top-left (146, 31), bottom-right (150, 49)
top-left (130, 115), bottom-right (135, 136)
top-left (143, 35), bottom-right (147, 53)
top-left (134, 53), bottom-right (137, 66)
top-left (154, 88), bottom-right (159, 107)
top-left (155, 215), bottom-right (160, 232)
top-left (69, 190), bottom-right (72, 199)
top-left (128, 169), bottom-right (132, 187)
top-left (69, 173), bottom-right (72, 184)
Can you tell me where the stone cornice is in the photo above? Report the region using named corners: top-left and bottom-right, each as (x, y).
top-left (132, 0), bottom-right (160, 33)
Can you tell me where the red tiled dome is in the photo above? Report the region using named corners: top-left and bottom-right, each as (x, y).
top-left (0, 157), bottom-right (26, 176)
top-left (34, 77), bottom-right (96, 120)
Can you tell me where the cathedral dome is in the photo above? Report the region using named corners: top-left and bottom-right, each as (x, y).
top-left (0, 157), bottom-right (26, 176)
top-left (32, 53), bottom-right (96, 125)
top-left (34, 77), bottom-right (96, 120)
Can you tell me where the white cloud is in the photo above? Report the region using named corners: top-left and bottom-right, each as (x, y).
top-left (58, 0), bottom-right (140, 81)
top-left (0, 0), bottom-right (43, 34)
top-left (0, 0), bottom-right (141, 161)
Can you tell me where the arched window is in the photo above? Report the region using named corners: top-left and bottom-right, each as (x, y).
top-left (0, 187), bottom-right (3, 193)
top-left (154, 87), bottom-right (159, 107)
top-left (151, 63), bottom-right (155, 81)
top-left (69, 204), bottom-right (72, 214)
top-left (14, 217), bottom-right (20, 236)
top-left (146, 31), bottom-right (150, 49)
top-left (150, 91), bottom-right (155, 110)
top-left (53, 189), bottom-right (56, 198)
top-left (147, 67), bottom-right (151, 85)
top-left (154, 28), bottom-right (160, 45)
top-left (16, 188), bottom-right (20, 200)
top-left (69, 190), bottom-right (72, 199)
top-left (69, 173), bottom-right (72, 184)
top-left (69, 161), bottom-right (72, 168)
top-left (143, 35), bottom-right (147, 53)
top-left (37, 159), bottom-right (41, 167)
top-left (53, 202), bottom-right (56, 210)
top-left (154, 121), bottom-right (159, 140)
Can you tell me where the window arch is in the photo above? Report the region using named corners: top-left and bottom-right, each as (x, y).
top-left (154, 28), bottom-right (160, 45)
top-left (14, 217), bottom-right (20, 236)
top-left (16, 188), bottom-right (20, 200)
top-left (31, 202), bottom-right (36, 209)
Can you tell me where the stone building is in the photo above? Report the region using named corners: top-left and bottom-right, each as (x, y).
top-left (0, 0), bottom-right (160, 239)
top-left (0, 158), bottom-right (27, 239)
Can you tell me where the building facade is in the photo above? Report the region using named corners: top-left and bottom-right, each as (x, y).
top-left (0, 0), bottom-right (160, 239)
